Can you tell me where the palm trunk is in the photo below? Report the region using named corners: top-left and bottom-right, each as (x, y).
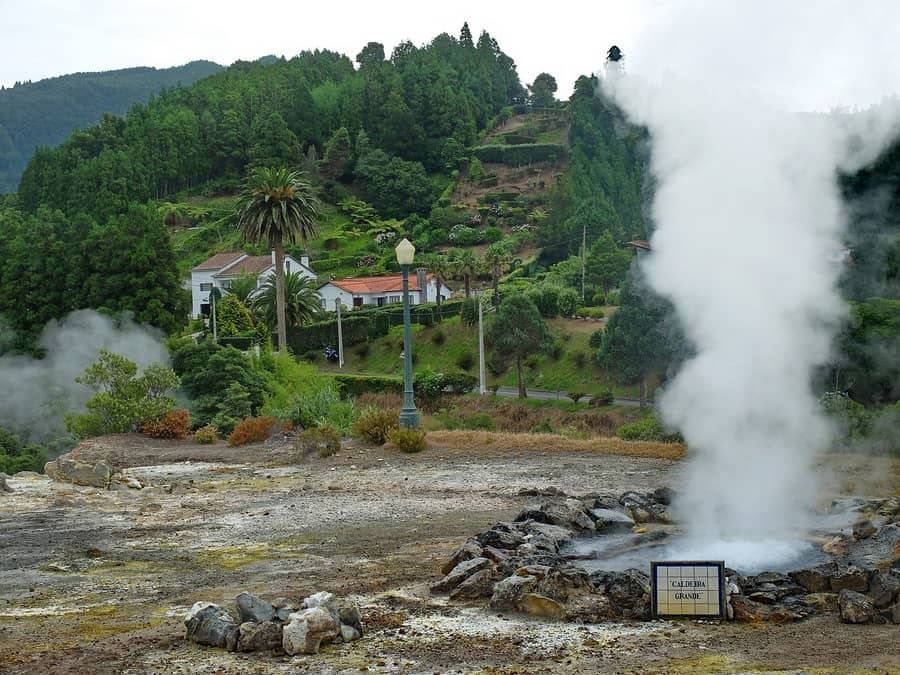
top-left (274, 236), bottom-right (287, 353)
top-left (492, 262), bottom-right (500, 307)
top-left (517, 354), bottom-right (527, 398)
top-left (464, 274), bottom-right (471, 298)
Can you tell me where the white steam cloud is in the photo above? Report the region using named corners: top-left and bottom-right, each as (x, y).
top-left (0, 310), bottom-right (170, 444)
top-left (605, 1), bottom-right (900, 567)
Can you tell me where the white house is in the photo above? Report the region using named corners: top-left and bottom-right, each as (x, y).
top-left (190, 251), bottom-right (317, 318)
top-left (317, 269), bottom-right (452, 311)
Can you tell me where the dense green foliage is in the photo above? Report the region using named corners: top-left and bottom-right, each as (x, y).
top-left (0, 61), bottom-right (222, 193)
top-left (0, 426), bottom-right (47, 474)
top-left (64, 350), bottom-right (179, 440)
top-left (0, 204), bottom-right (186, 348)
top-left (833, 297), bottom-right (900, 404)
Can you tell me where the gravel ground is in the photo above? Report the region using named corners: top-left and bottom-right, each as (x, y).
top-left (0, 435), bottom-right (897, 674)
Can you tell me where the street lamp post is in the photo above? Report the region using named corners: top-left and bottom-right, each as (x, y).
top-left (396, 238), bottom-right (419, 429)
top-left (477, 291), bottom-right (486, 395)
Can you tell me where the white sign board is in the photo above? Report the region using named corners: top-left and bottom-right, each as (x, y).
top-left (651, 561), bottom-right (725, 618)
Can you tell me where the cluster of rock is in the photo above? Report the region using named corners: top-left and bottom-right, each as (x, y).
top-left (43, 454), bottom-right (142, 490)
top-left (430, 490), bottom-right (674, 622)
top-left (0, 473), bottom-right (13, 494)
top-left (185, 591), bottom-right (362, 655)
top-left (431, 490), bottom-right (900, 625)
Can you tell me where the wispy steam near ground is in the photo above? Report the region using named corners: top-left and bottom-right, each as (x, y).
top-left (0, 310), bottom-right (169, 444)
top-left (605, 0), bottom-right (900, 567)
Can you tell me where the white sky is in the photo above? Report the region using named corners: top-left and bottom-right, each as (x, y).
top-left (0, 0), bottom-right (647, 95)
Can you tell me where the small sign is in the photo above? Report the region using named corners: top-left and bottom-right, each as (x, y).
top-left (651, 561), bottom-right (725, 618)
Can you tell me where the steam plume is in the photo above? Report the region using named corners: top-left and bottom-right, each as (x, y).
top-left (605, 1), bottom-right (900, 567)
top-left (0, 310), bottom-right (170, 444)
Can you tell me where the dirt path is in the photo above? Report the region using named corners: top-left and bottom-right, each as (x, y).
top-left (0, 436), bottom-right (897, 673)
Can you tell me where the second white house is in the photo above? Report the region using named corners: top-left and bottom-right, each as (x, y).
top-left (317, 270), bottom-right (452, 311)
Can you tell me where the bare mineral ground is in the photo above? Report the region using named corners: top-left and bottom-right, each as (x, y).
top-left (0, 434), bottom-right (897, 674)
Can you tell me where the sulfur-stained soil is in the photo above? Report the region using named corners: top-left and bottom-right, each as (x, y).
top-left (0, 434), bottom-right (897, 674)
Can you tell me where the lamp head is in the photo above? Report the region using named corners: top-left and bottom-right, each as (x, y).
top-left (395, 238), bottom-right (415, 266)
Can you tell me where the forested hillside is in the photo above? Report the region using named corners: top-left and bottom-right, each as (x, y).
top-left (0, 60), bottom-right (223, 193)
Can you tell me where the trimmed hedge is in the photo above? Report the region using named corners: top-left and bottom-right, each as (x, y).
top-left (334, 374), bottom-right (403, 398)
top-left (471, 143), bottom-right (567, 166)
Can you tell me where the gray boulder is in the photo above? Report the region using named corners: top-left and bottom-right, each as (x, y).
top-left (237, 620), bottom-right (283, 653)
top-left (431, 557), bottom-right (492, 593)
top-left (282, 607), bottom-right (339, 655)
top-left (45, 457), bottom-right (115, 488)
top-left (852, 518), bottom-right (877, 540)
top-left (0, 474), bottom-right (12, 493)
top-left (868, 569), bottom-right (900, 608)
top-left (514, 499), bottom-right (595, 532)
top-left (490, 574), bottom-right (538, 611)
top-left (589, 508), bottom-right (635, 532)
top-left (441, 539), bottom-right (483, 575)
top-left (838, 589), bottom-right (875, 624)
top-left (831, 565), bottom-right (870, 593)
top-left (236, 592), bottom-right (276, 623)
top-left (518, 521), bottom-right (573, 548)
top-left (789, 561), bottom-right (838, 593)
top-left (184, 602), bottom-right (239, 651)
top-left (591, 569), bottom-right (651, 619)
top-left (476, 524), bottom-right (526, 550)
top-left (272, 597), bottom-right (298, 622)
top-left (450, 568), bottom-right (495, 600)
top-left (340, 623), bottom-right (362, 642)
top-left (535, 565), bottom-right (594, 603)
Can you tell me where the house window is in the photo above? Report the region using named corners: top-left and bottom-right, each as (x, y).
top-left (200, 282), bottom-right (213, 292)
top-left (220, 280), bottom-right (232, 290)
top-left (389, 295), bottom-right (401, 304)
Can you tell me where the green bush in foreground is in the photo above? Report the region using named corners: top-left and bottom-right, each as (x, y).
top-left (294, 426), bottom-right (342, 457)
top-left (388, 428), bottom-right (428, 453)
top-left (616, 416), bottom-right (683, 443)
top-left (353, 408), bottom-right (398, 445)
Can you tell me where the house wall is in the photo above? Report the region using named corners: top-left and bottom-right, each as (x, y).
top-left (318, 280), bottom-right (454, 313)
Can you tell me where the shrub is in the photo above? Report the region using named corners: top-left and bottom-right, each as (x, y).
top-left (588, 329), bottom-right (604, 349)
top-left (227, 416), bottom-right (276, 446)
top-left (487, 351), bottom-right (508, 375)
top-left (460, 298), bottom-right (478, 326)
top-left (568, 392), bottom-right (586, 403)
top-left (414, 370), bottom-right (446, 410)
top-left (483, 226), bottom-right (504, 243)
top-left (530, 420), bottom-right (554, 434)
top-left (335, 374), bottom-right (403, 398)
top-left (455, 350), bottom-right (475, 371)
top-left (589, 390), bottom-right (615, 407)
top-left (194, 424), bottom-right (219, 444)
top-left (142, 409), bottom-right (191, 439)
top-left (353, 408), bottom-right (398, 445)
top-left (572, 350), bottom-right (587, 368)
top-left (463, 413), bottom-right (495, 431)
top-left (576, 307), bottom-right (606, 320)
top-left (323, 401), bottom-right (360, 436)
top-left (387, 428), bottom-right (428, 453)
top-left (431, 329), bottom-right (446, 345)
top-left (355, 342), bottom-right (371, 357)
top-left (294, 426), bottom-right (341, 457)
top-left (557, 288), bottom-right (582, 317)
top-left (605, 291), bottom-right (620, 305)
top-left (616, 416), bottom-right (682, 443)
top-left (442, 372), bottom-right (479, 394)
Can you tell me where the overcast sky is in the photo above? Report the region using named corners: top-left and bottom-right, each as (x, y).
top-left (0, 0), bottom-right (646, 95)
top-left (2, 1), bottom-right (898, 109)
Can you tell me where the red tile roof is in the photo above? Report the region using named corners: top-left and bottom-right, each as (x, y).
top-left (192, 252), bottom-right (245, 272)
top-left (329, 274), bottom-right (436, 294)
top-left (215, 256), bottom-right (273, 278)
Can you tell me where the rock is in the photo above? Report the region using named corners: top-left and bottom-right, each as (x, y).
top-left (789, 561), bottom-right (838, 593)
top-left (877, 498), bottom-right (900, 516)
top-left (282, 607), bottom-right (339, 655)
top-left (838, 589), bottom-right (875, 624)
top-left (626, 506), bottom-right (653, 524)
top-left (272, 597), bottom-right (297, 622)
top-left (730, 596), bottom-right (764, 622)
top-left (889, 602), bottom-right (900, 624)
top-left (868, 569), bottom-right (900, 608)
top-left (651, 487), bottom-right (675, 505)
top-left (589, 508), bottom-right (635, 532)
top-left (516, 564), bottom-right (551, 579)
top-left (0, 474), bottom-right (12, 493)
top-left (490, 574), bottom-right (538, 611)
top-left (184, 602), bottom-right (239, 651)
top-left (431, 557), bottom-right (492, 593)
top-left (514, 499), bottom-right (595, 533)
top-left (441, 539), bottom-right (483, 575)
top-left (340, 623), bottom-right (362, 642)
top-left (822, 534), bottom-right (851, 556)
top-left (482, 545), bottom-right (510, 563)
top-left (804, 592), bottom-right (839, 613)
top-left (853, 518), bottom-right (877, 540)
top-left (337, 602), bottom-right (363, 636)
top-left (450, 568), bottom-right (495, 600)
top-left (831, 565), bottom-right (870, 593)
top-left (517, 521), bottom-right (574, 549)
top-left (236, 592), bottom-right (276, 623)
top-left (535, 565), bottom-right (594, 603)
top-left (519, 593), bottom-right (565, 619)
top-left (303, 591), bottom-right (337, 610)
top-left (565, 593), bottom-right (616, 622)
top-left (43, 460), bottom-right (61, 481)
top-left (591, 569), bottom-right (650, 619)
top-left (476, 524), bottom-right (526, 550)
top-left (648, 503), bottom-right (673, 523)
top-left (237, 620), bottom-right (283, 653)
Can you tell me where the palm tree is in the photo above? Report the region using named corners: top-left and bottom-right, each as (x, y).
top-left (483, 243), bottom-right (513, 308)
top-left (253, 271), bottom-right (323, 330)
top-left (423, 253), bottom-right (454, 317)
top-left (234, 167), bottom-right (320, 352)
top-left (450, 248), bottom-right (478, 298)
top-left (227, 271), bottom-right (259, 305)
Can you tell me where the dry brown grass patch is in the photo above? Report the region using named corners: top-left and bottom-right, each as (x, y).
top-left (427, 430), bottom-right (684, 460)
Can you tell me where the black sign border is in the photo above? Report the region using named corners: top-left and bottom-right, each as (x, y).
top-left (650, 560), bottom-right (726, 619)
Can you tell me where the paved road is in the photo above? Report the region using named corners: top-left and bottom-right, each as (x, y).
top-left (493, 386), bottom-right (646, 407)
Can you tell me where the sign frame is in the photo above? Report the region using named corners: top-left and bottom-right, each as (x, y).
top-left (650, 560), bottom-right (726, 619)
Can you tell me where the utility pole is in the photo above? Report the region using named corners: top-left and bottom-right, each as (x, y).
top-left (581, 224), bottom-right (587, 303)
top-left (478, 293), bottom-right (486, 395)
top-left (335, 297), bottom-right (344, 368)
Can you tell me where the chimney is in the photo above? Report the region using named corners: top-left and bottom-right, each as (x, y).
top-left (416, 268), bottom-right (427, 304)
top-left (301, 255), bottom-right (310, 268)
